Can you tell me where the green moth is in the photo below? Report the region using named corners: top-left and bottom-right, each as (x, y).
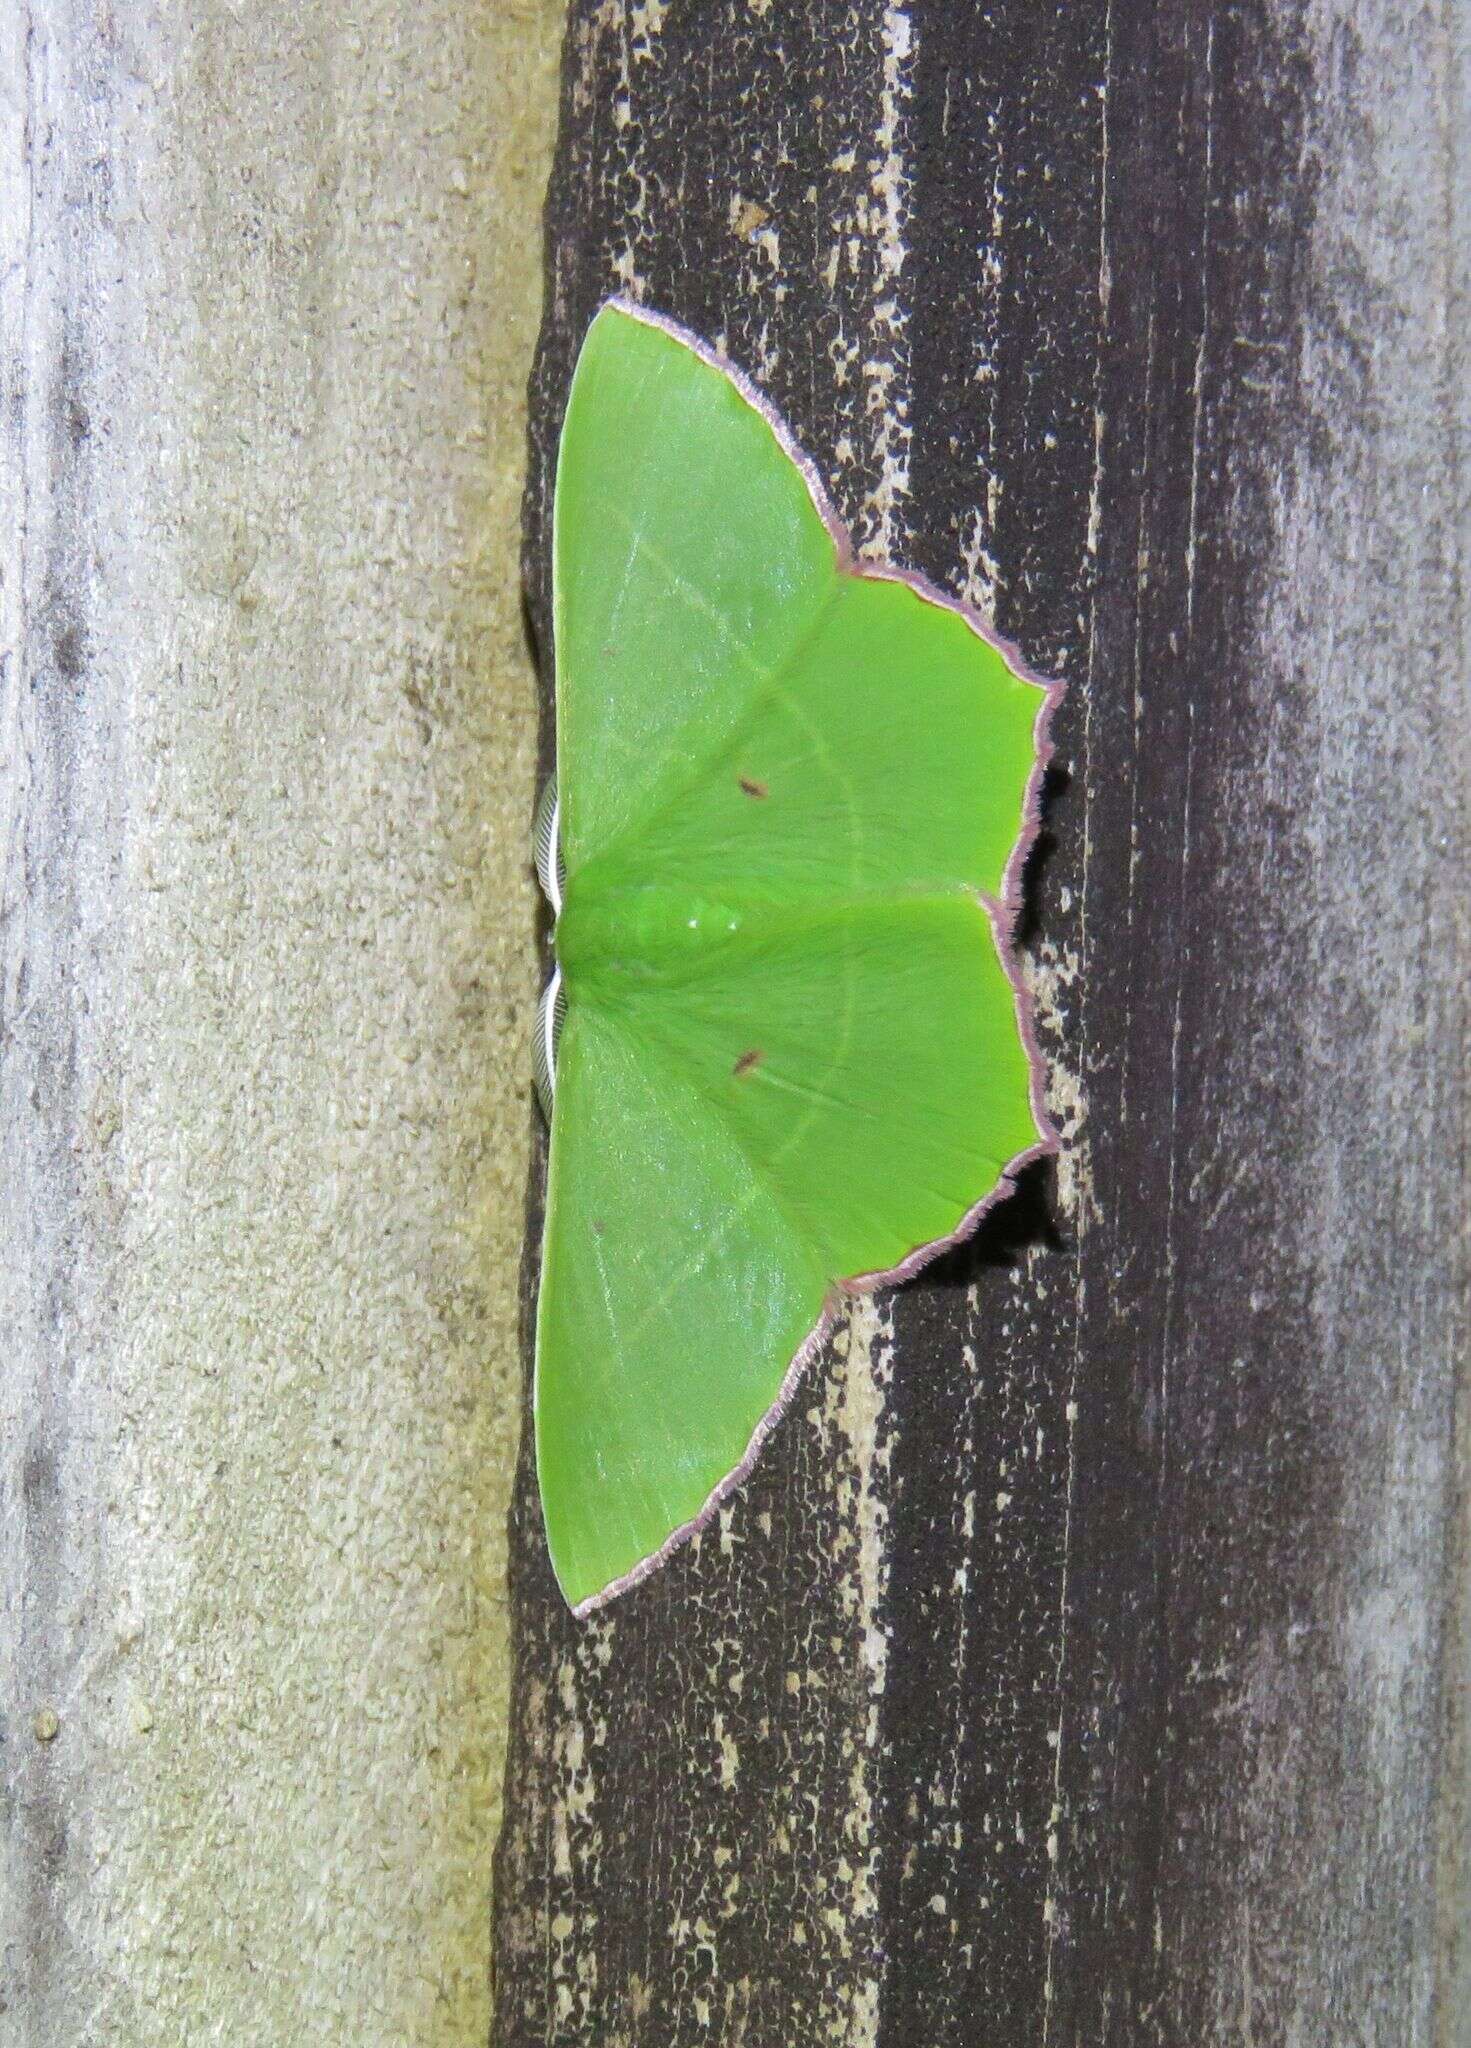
top-left (534, 299), bottom-right (1062, 1615)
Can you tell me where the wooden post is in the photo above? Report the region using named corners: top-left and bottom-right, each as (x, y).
top-left (0, 4), bottom-right (562, 2038)
top-left (495, 3), bottom-right (1469, 2042)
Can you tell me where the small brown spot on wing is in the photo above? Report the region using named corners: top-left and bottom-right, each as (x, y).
top-left (732, 1048), bottom-right (764, 1078)
top-left (738, 776), bottom-right (768, 799)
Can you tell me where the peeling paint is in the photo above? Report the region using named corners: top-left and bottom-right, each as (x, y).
top-left (859, 7), bottom-right (916, 555)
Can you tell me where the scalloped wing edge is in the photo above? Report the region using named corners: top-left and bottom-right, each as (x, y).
top-left (553, 295), bottom-right (1067, 1619)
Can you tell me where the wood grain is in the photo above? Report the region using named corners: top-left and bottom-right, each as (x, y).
top-left (0, 4), bottom-right (561, 2040)
top-left (494, 2), bottom-right (1469, 2043)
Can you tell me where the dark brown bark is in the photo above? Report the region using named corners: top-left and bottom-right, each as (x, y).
top-left (494, 4), bottom-right (1469, 2043)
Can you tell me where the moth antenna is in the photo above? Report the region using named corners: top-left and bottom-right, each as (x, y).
top-left (533, 774), bottom-right (565, 915)
top-left (532, 967), bottom-right (567, 1123)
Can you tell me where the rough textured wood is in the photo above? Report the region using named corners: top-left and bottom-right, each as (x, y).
top-left (495, 2), bottom-right (1469, 2042)
top-left (0, 4), bottom-right (561, 2040)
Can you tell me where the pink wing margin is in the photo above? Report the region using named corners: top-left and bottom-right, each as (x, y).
top-left (560, 294), bottom-right (1067, 1618)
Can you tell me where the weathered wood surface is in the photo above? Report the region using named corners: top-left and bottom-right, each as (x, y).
top-left (495, 2), bottom-right (1470, 2043)
top-left (0, 4), bottom-right (561, 2040)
